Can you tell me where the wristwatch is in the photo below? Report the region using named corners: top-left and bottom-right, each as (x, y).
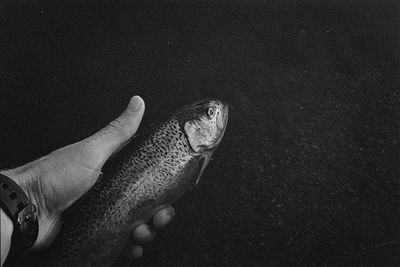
top-left (0, 173), bottom-right (39, 255)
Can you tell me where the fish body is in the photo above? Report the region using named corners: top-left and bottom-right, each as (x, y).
top-left (24, 99), bottom-right (228, 266)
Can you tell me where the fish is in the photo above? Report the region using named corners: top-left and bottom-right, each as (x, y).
top-left (21, 98), bottom-right (228, 267)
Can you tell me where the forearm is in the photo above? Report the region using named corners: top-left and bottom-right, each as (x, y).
top-left (1, 208), bottom-right (13, 266)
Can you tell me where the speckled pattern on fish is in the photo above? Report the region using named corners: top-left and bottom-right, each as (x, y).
top-left (15, 99), bottom-right (228, 267)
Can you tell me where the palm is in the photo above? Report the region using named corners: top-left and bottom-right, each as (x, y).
top-left (14, 96), bottom-right (144, 249)
top-left (31, 141), bottom-right (105, 248)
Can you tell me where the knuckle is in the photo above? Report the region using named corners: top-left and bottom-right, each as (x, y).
top-left (108, 119), bottom-right (131, 139)
top-left (108, 118), bottom-right (124, 131)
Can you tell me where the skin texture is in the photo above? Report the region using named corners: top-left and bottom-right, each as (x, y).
top-left (1, 209), bottom-right (13, 266)
top-left (0, 96), bottom-right (174, 266)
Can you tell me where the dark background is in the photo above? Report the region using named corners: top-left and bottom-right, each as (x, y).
top-left (1, 0), bottom-right (399, 266)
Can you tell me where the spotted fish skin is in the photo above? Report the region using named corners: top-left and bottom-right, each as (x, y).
top-left (21, 99), bottom-right (228, 267)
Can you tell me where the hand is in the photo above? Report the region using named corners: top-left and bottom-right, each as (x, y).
top-left (1, 96), bottom-right (175, 261)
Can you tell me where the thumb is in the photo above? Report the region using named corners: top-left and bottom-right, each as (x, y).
top-left (79, 95), bottom-right (145, 170)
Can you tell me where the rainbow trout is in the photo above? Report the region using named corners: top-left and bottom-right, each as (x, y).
top-left (22, 99), bottom-right (228, 266)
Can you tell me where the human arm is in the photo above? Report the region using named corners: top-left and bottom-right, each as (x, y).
top-left (0, 96), bottom-right (175, 266)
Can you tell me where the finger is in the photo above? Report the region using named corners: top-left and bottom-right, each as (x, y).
top-left (131, 245), bottom-right (143, 260)
top-left (112, 243), bottom-right (143, 266)
top-left (153, 205), bottom-right (175, 229)
top-left (77, 96), bottom-right (145, 170)
top-left (132, 224), bottom-right (156, 244)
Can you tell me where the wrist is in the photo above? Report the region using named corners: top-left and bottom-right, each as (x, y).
top-left (0, 169), bottom-right (43, 224)
top-left (1, 167), bottom-right (39, 207)
top-left (1, 165), bottom-right (61, 250)
top-left (0, 172), bottom-right (39, 255)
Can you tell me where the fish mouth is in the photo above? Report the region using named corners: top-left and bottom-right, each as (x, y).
top-left (207, 101), bottom-right (229, 151)
top-left (217, 102), bottom-right (229, 144)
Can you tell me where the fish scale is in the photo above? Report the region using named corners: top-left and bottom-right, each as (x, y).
top-left (14, 99), bottom-right (228, 267)
top-left (48, 117), bottom-right (192, 266)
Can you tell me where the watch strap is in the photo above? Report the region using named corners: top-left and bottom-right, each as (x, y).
top-left (0, 173), bottom-right (39, 253)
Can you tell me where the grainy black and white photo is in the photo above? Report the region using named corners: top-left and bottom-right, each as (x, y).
top-left (0, 0), bottom-right (399, 266)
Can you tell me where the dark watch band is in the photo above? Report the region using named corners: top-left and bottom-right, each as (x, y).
top-left (0, 173), bottom-right (39, 254)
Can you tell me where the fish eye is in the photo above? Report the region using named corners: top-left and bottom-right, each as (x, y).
top-left (205, 107), bottom-right (215, 120)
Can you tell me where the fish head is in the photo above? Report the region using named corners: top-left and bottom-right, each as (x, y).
top-left (177, 99), bottom-right (229, 154)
